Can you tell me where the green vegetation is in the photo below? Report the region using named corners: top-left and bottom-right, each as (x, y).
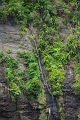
top-left (17, 51), bottom-right (42, 99)
top-left (39, 111), bottom-right (47, 120)
top-left (0, 0), bottom-right (79, 26)
top-left (0, 51), bottom-right (42, 99)
top-left (67, 26), bottom-right (80, 97)
top-left (38, 32), bottom-right (67, 97)
top-left (0, 0), bottom-right (80, 119)
top-left (0, 53), bottom-right (20, 99)
top-left (6, 48), bottom-right (12, 54)
top-left (78, 114), bottom-right (80, 120)
top-left (0, 0), bottom-right (57, 26)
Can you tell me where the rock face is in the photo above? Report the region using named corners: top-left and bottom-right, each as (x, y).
top-left (0, 64), bottom-right (17, 120)
top-left (0, 23), bottom-right (40, 120)
top-left (62, 65), bottom-right (80, 120)
top-left (0, 23), bottom-right (33, 58)
top-left (1, 22), bottom-right (80, 120)
top-left (0, 64), bottom-right (40, 120)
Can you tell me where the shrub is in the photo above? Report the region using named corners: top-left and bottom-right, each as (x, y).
top-left (9, 82), bottom-right (21, 99)
top-left (27, 62), bottom-right (40, 79)
top-left (48, 66), bottom-right (65, 96)
top-left (72, 79), bottom-right (80, 97)
top-left (25, 78), bottom-right (42, 98)
top-left (17, 50), bottom-right (42, 99)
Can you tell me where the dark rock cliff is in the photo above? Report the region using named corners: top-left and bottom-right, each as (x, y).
top-left (0, 64), bottom-right (40, 120)
top-left (62, 65), bottom-right (80, 120)
top-left (0, 23), bottom-right (40, 120)
top-left (0, 22), bottom-right (80, 120)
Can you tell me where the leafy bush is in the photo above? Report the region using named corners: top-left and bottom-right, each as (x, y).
top-left (6, 48), bottom-right (12, 54)
top-left (6, 68), bottom-right (15, 82)
top-left (48, 65), bottom-right (65, 96)
top-left (4, 64), bottom-right (21, 99)
top-left (0, 0), bottom-right (58, 26)
top-left (27, 62), bottom-right (40, 79)
top-left (17, 51), bottom-right (31, 66)
top-left (4, 57), bottom-right (18, 68)
top-left (0, 51), bottom-right (42, 99)
top-left (17, 50), bottom-right (42, 99)
top-left (9, 82), bottom-right (21, 99)
top-left (72, 78), bottom-right (80, 97)
top-left (25, 78), bottom-right (42, 98)
top-left (38, 36), bottom-right (66, 97)
top-left (0, 52), bottom-right (4, 58)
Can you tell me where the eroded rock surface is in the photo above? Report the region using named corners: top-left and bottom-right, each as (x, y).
top-left (0, 75), bottom-right (40, 120)
top-left (0, 23), bottom-right (39, 120)
top-left (0, 23), bottom-right (32, 58)
top-left (62, 65), bottom-right (80, 120)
